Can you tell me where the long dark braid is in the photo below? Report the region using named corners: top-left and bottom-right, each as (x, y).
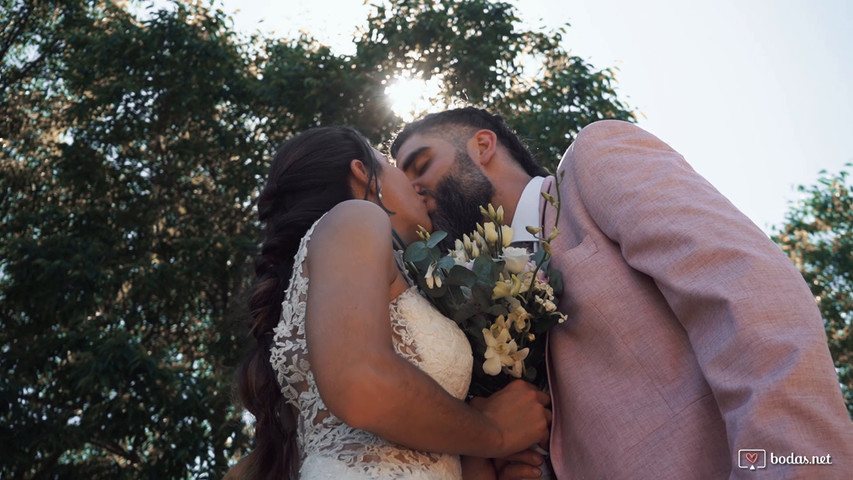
top-left (389, 107), bottom-right (548, 177)
top-left (233, 126), bottom-right (381, 479)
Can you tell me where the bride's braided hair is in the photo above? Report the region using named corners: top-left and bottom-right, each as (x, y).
top-left (233, 126), bottom-right (382, 479)
top-left (390, 106), bottom-right (547, 178)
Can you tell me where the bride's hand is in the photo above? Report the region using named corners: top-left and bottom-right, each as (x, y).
top-left (469, 380), bottom-right (551, 457)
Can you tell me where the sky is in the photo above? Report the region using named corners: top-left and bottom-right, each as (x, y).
top-left (213, 0), bottom-right (853, 234)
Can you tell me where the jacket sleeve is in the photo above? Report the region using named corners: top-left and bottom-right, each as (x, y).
top-left (565, 120), bottom-right (851, 478)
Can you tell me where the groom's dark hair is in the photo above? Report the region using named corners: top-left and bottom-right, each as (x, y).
top-left (390, 107), bottom-right (547, 177)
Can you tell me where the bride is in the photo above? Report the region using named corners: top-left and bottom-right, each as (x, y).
top-left (227, 126), bottom-right (550, 479)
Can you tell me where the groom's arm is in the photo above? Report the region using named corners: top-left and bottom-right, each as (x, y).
top-left (567, 120), bottom-right (851, 477)
top-left (305, 201), bottom-right (550, 458)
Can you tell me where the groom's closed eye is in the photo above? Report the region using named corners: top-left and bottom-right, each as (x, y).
top-left (400, 147), bottom-right (432, 175)
top-left (414, 158), bottom-right (432, 178)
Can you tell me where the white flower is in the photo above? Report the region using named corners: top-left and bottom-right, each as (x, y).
top-left (501, 246), bottom-right (530, 274)
top-left (537, 281), bottom-right (554, 297)
top-left (425, 262), bottom-right (442, 289)
top-left (452, 239), bottom-right (469, 265)
top-left (505, 348), bottom-right (529, 378)
top-left (482, 316), bottom-right (530, 378)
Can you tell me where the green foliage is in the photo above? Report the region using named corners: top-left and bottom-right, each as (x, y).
top-left (2, 0), bottom-right (636, 477)
top-left (2, 1), bottom-right (257, 477)
top-left (772, 164), bottom-right (853, 417)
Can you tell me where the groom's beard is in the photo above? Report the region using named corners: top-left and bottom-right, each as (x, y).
top-left (429, 150), bottom-right (495, 247)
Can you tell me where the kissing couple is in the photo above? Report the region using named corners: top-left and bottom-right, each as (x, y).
top-left (227, 108), bottom-right (852, 479)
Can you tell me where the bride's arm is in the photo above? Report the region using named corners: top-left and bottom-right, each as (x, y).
top-left (305, 201), bottom-right (550, 458)
top-left (461, 456), bottom-right (496, 480)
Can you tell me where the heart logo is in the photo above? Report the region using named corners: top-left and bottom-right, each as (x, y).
top-left (745, 452), bottom-right (759, 464)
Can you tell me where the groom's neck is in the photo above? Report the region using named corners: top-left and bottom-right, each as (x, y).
top-left (489, 170), bottom-right (532, 227)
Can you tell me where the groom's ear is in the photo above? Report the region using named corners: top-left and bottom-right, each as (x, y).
top-left (469, 129), bottom-right (498, 167)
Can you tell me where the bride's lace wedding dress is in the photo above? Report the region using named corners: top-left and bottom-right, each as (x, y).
top-left (270, 219), bottom-right (473, 479)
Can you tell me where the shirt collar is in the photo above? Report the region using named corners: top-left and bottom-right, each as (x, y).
top-left (510, 176), bottom-right (545, 244)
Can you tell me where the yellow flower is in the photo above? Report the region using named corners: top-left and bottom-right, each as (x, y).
top-left (507, 300), bottom-right (532, 332)
top-left (492, 279), bottom-right (512, 299)
top-left (463, 234), bottom-right (473, 253)
top-left (500, 225), bottom-right (514, 247)
top-left (484, 222), bottom-right (499, 244)
top-left (510, 274), bottom-right (524, 297)
top-left (492, 274), bottom-right (523, 299)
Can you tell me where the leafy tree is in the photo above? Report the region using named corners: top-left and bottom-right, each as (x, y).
top-left (773, 164), bottom-right (853, 417)
top-left (2, 1), bottom-right (259, 477)
top-left (2, 0), bottom-right (635, 477)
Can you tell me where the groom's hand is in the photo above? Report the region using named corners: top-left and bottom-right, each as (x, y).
top-left (469, 380), bottom-right (551, 457)
top-left (494, 448), bottom-right (546, 480)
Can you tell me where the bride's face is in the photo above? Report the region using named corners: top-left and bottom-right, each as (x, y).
top-left (373, 150), bottom-right (432, 244)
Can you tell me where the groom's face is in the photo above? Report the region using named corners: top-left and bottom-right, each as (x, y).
top-left (395, 132), bottom-right (495, 240)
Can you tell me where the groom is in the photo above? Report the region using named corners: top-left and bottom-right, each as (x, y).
top-left (391, 107), bottom-right (853, 479)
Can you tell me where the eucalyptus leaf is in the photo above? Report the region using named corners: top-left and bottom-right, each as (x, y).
top-left (446, 264), bottom-right (477, 287)
top-left (437, 255), bottom-right (456, 270)
top-left (472, 255), bottom-right (499, 284)
top-left (452, 304), bottom-right (478, 323)
top-left (426, 230), bottom-right (448, 248)
top-left (472, 285), bottom-right (495, 308)
top-left (404, 242), bottom-right (430, 263)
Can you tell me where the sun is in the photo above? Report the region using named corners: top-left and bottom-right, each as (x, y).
top-left (385, 74), bottom-right (445, 122)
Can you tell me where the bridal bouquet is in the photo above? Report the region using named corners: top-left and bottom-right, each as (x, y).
top-left (403, 201), bottom-right (567, 397)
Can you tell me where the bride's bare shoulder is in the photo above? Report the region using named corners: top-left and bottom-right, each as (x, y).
top-left (313, 200), bottom-right (390, 239)
top-left (308, 200), bottom-right (393, 261)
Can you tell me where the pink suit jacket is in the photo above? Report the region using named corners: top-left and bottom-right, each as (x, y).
top-left (540, 120), bottom-right (852, 479)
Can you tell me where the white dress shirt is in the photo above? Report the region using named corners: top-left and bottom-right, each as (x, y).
top-left (510, 176), bottom-right (545, 248)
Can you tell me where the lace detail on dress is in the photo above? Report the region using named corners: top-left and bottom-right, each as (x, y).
top-left (269, 217), bottom-right (473, 479)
